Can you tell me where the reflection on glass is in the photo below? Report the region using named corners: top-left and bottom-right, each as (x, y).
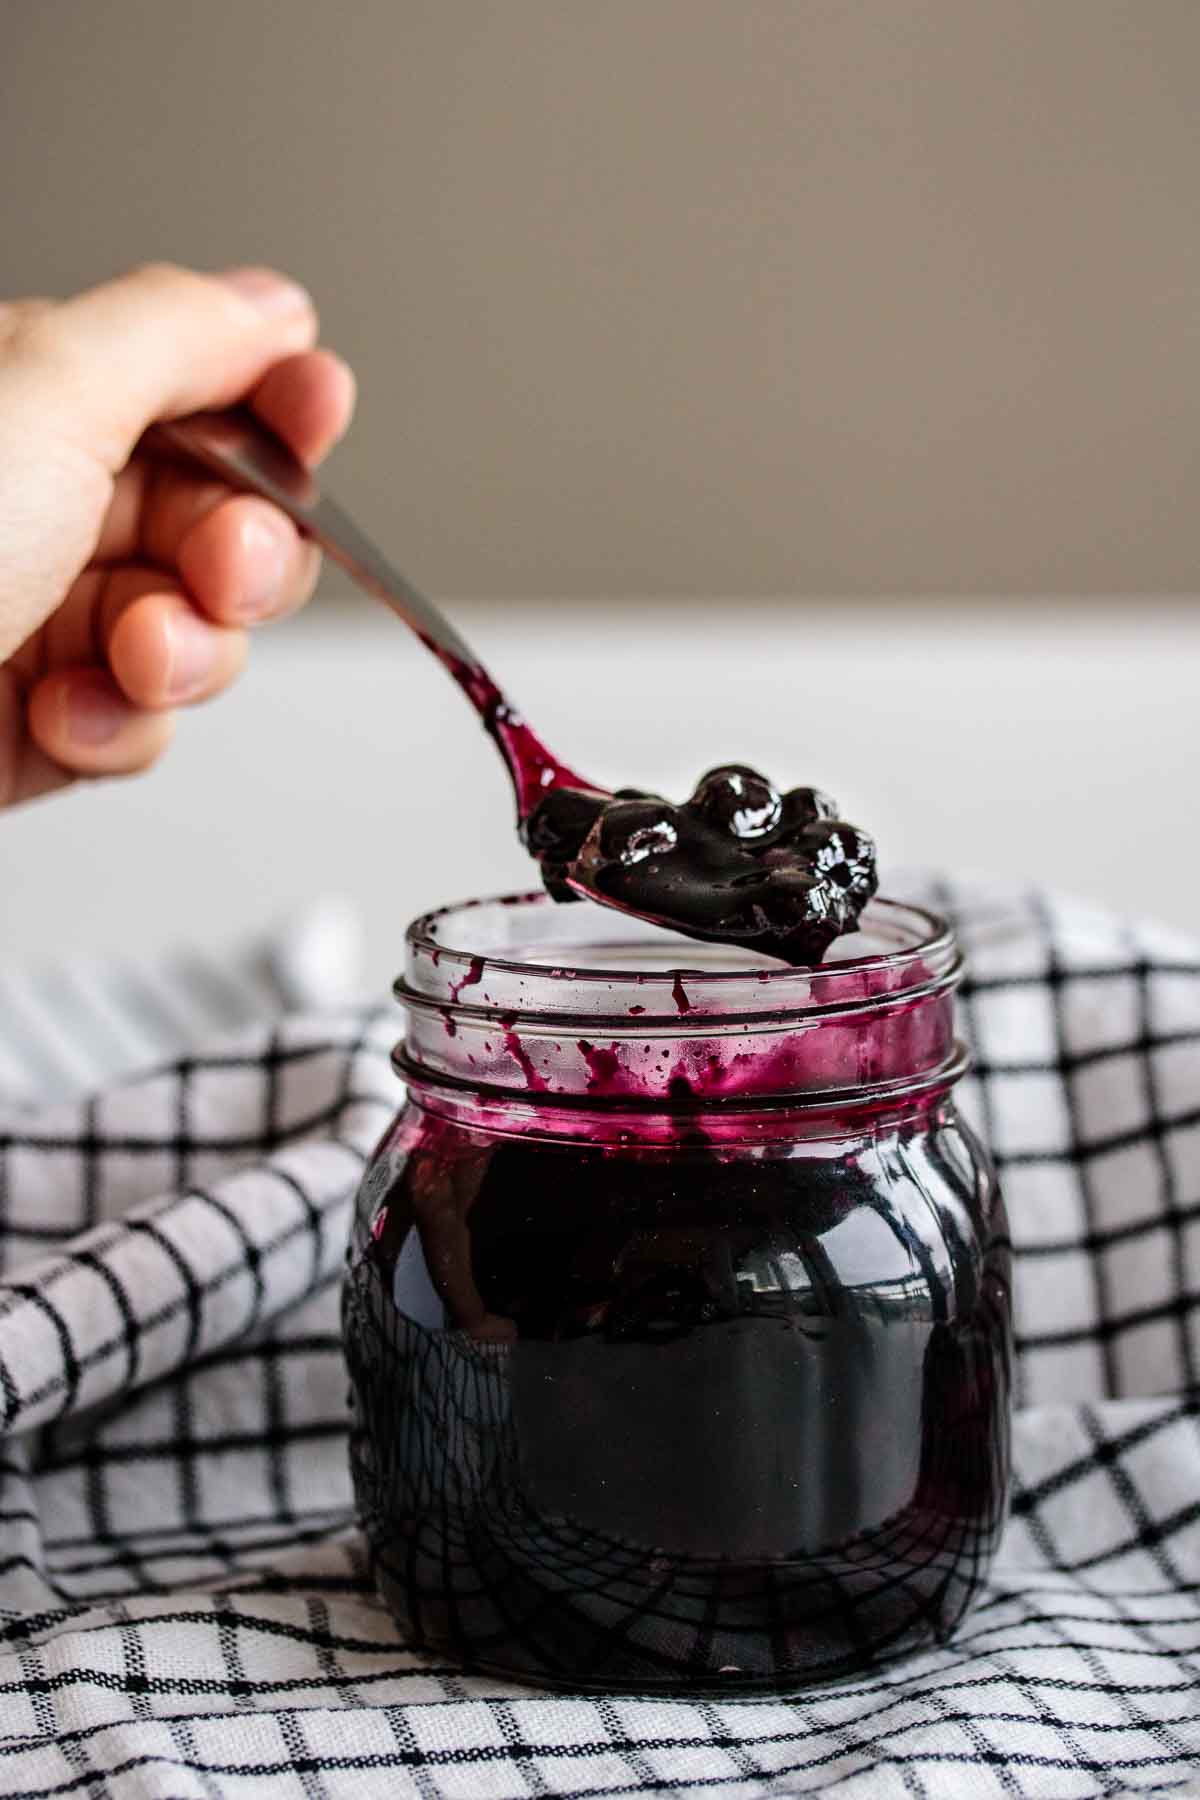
top-left (345, 1111), bottom-right (1010, 1690)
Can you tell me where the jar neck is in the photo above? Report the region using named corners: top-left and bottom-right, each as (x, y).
top-left (398, 1062), bottom-right (966, 1149)
top-left (394, 894), bottom-right (965, 1122)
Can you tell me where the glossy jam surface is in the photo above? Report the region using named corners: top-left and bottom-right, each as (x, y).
top-left (523, 765), bottom-right (878, 966)
top-left (434, 630), bottom-right (875, 963)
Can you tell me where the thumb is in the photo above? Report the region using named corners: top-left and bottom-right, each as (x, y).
top-left (4, 263), bottom-right (317, 473)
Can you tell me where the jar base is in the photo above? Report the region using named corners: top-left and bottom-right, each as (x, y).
top-left (357, 1482), bottom-right (998, 1696)
top-left (369, 1582), bottom-right (978, 1696)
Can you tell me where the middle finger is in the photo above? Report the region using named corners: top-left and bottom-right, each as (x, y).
top-left (97, 458), bottom-right (320, 625)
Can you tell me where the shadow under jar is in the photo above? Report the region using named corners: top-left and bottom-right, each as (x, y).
top-left (344, 894), bottom-right (1012, 1692)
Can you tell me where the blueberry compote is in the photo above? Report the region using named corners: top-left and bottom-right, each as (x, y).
top-left (344, 896), bottom-right (1011, 1691)
top-left (434, 642), bottom-right (875, 965)
top-left (525, 766), bottom-right (877, 966)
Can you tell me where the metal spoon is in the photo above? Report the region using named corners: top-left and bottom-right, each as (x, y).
top-left (141, 408), bottom-right (599, 822)
top-left (142, 410), bottom-right (865, 969)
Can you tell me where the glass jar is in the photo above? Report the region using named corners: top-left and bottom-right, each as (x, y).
top-left (344, 893), bottom-right (1011, 1692)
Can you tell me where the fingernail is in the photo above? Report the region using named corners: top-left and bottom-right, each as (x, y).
top-left (219, 266), bottom-right (313, 319)
top-left (236, 502), bottom-right (291, 619)
top-left (329, 354), bottom-right (358, 438)
top-left (65, 679), bottom-right (125, 746)
top-left (165, 613), bottom-right (217, 698)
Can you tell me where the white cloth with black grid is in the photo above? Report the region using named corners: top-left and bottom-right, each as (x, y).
top-left (1, 880), bottom-right (1200, 1799)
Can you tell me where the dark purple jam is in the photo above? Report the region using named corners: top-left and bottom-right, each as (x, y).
top-left (523, 766), bottom-right (877, 966)
top-left (345, 1100), bottom-right (1010, 1690)
top-left (435, 645), bottom-right (875, 965)
top-left (344, 897), bottom-right (1010, 1690)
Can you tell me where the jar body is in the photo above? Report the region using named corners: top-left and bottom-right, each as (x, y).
top-left (345, 894), bottom-right (1011, 1690)
top-left (345, 1045), bottom-right (1009, 1686)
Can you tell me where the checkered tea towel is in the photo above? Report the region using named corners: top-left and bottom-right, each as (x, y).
top-left (2, 879), bottom-right (1200, 1800)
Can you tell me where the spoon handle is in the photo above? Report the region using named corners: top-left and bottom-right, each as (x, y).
top-left (143, 409), bottom-right (479, 668)
top-left (140, 407), bottom-right (595, 821)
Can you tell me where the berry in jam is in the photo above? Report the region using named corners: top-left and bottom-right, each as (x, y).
top-left (523, 764), bottom-right (877, 966)
top-left (434, 649), bottom-right (876, 967)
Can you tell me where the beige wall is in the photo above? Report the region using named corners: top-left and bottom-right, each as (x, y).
top-left (3, 0), bottom-right (1198, 597)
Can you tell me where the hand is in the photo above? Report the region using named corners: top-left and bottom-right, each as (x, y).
top-left (0, 262), bottom-right (355, 809)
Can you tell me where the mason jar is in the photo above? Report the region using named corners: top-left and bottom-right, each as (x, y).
top-left (343, 892), bottom-right (1011, 1691)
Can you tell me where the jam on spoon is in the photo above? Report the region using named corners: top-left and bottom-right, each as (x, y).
top-left (144, 410), bottom-right (876, 966)
top-left (523, 765), bottom-right (877, 967)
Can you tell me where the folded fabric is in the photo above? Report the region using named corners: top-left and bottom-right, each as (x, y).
top-left (0, 897), bottom-right (367, 1108)
top-left (1, 878), bottom-right (1198, 1799)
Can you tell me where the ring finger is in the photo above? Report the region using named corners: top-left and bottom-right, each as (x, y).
top-left (98, 566), bottom-right (250, 707)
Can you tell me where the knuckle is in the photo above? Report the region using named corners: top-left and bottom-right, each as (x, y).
top-left (123, 261), bottom-right (215, 319)
top-left (5, 320), bottom-right (98, 423)
top-left (127, 259), bottom-right (187, 292)
top-left (0, 297), bottom-right (54, 345)
top-left (6, 302), bottom-right (75, 371)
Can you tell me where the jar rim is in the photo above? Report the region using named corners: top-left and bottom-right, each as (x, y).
top-left (404, 892), bottom-right (954, 992)
top-left (397, 893), bottom-right (964, 1109)
top-left (399, 892), bottom-right (962, 1037)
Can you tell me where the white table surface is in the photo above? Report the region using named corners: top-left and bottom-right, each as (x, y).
top-left (3, 599), bottom-right (1195, 994)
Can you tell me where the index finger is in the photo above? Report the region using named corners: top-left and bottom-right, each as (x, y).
top-left (92, 347), bottom-right (356, 567)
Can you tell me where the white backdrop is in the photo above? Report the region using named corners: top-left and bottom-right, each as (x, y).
top-left (3, 600), bottom-right (1195, 993)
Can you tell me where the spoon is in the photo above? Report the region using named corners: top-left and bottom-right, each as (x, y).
top-left (142, 410), bottom-right (879, 967)
top-left (141, 407), bottom-right (602, 824)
